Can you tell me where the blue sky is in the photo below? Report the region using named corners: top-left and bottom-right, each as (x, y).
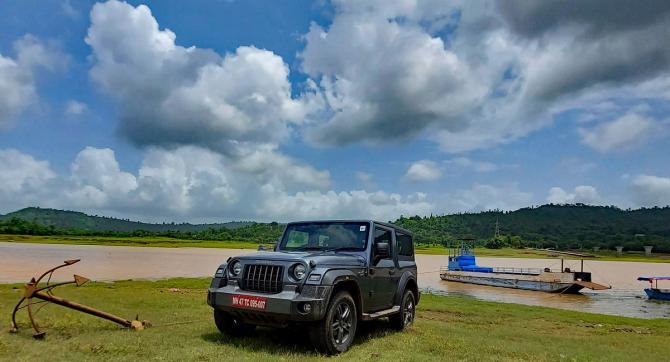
top-left (1, 0), bottom-right (669, 222)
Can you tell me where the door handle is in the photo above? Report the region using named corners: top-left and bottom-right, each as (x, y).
top-left (389, 269), bottom-right (396, 275)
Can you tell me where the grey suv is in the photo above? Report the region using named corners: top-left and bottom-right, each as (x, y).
top-left (207, 220), bottom-right (419, 354)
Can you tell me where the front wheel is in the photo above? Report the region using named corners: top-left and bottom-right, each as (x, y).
top-left (309, 291), bottom-right (358, 355)
top-left (213, 310), bottom-right (255, 337)
top-left (390, 289), bottom-right (415, 330)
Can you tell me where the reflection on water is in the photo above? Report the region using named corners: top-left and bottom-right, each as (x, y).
top-left (1, 242), bottom-right (668, 318)
top-left (416, 255), bottom-right (670, 319)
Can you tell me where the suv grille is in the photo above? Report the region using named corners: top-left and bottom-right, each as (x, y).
top-left (241, 264), bottom-right (284, 294)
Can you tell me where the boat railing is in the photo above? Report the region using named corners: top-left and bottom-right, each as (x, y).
top-left (440, 266), bottom-right (550, 275)
top-left (491, 267), bottom-right (543, 275)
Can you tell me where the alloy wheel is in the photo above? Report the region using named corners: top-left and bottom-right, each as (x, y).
top-left (404, 297), bottom-right (414, 326)
top-left (331, 302), bottom-right (353, 345)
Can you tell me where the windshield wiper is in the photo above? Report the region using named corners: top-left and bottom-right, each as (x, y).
top-left (324, 247), bottom-right (362, 252)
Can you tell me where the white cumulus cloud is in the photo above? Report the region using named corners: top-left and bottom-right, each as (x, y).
top-left (257, 190), bottom-right (433, 222)
top-left (86, 0), bottom-right (320, 152)
top-left (0, 149), bottom-right (57, 211)
top-left (0, 35), bottom-right (65, 129)
top-left (0, 147), bottom-right (436, 222)
top-left (579, 113), bottom-right (656, 152)
top-left (630, 175), bottom-right (670, 207)
top-left (65, 100), bottom-right (87, 116)
top-left (405, 160), bottom-right (442, 182)
top-left (547, 186), bottom-right (600, 204)
top-left (297, 0), bottom-right (670, 153)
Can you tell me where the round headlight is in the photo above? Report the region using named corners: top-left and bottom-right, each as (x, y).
top-left (231, 261), bottom-right (242, 276)
top-left (293, 264), bottom-right (306, 280)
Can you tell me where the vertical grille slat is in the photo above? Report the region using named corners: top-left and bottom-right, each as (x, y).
top-left (241, 264), bottom-right (283, 294)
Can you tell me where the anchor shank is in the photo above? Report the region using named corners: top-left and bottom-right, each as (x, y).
top-left (32, 290), bottom-right (132, 328)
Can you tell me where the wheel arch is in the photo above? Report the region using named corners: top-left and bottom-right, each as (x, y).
top-left (323, 270), bottom-right (363, 317)
top-left (394, 272), bottom-right (419, 306)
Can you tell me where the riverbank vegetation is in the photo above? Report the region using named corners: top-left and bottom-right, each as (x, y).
top-left (1, 278), bottom-right (668, 361)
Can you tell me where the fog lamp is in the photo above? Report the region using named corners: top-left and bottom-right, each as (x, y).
top-left (302, 303), bottom-right (312, 313)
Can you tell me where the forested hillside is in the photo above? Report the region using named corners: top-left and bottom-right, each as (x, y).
top-left (0, 207), bottom-right (251, 232)
top-left (394, 204), bottom-right (670, 252)
top-left (1, 205), bottom-right (669, 252)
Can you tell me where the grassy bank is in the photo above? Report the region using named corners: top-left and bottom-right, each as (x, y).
top-left (3, 234), bottom-right (670, 262)
top-left (1, 278), bottom-right (669, 361)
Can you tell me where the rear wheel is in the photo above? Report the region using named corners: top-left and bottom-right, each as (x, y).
top-left (390, 289), bottom-right (415, 330)
top-left (214, 310), bottom-right (255, 337)
top-left (309, 291), bottom-right (358, 355)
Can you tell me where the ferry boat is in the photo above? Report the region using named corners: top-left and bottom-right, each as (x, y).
top-left (439, 243), bottom-right (610, 294)
top-left (637, 276), bottom-right (670, 301)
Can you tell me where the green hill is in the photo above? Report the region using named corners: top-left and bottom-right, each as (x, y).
top-left (1, 204), bottom-right (669, 252)
top-left (0, 207), bottom-right (251, 232)
top-left (394, 204), bottom-right (670, 252)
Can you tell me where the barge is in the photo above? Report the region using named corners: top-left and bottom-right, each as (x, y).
top-left (440, 244), bottom-right (610, 294)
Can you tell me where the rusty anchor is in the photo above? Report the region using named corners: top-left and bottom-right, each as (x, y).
top-left (9, 259), bottom-right (149, 339)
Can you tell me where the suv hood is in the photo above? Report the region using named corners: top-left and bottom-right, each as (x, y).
top-left (235, 251), bottom-right (366, 267)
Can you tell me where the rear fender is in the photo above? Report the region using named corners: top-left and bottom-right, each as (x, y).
top-left (393, 271), bottom-right (419, 305)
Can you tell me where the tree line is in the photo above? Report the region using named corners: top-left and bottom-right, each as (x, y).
top-left (394, 204), bottom-right (670, 252)
top-left (2, 204), bottom-right (669, 252)
top-left (0, 217), bottom-right (284, 243)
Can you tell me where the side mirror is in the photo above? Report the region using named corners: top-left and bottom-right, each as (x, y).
top-left (375, 242), bottom-right (390, 260)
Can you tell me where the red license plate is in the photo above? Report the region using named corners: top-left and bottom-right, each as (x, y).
top-left (231, 295), bottom-right (267, 310)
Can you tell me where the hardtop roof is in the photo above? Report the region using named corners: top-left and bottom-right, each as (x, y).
top-left (286, 220), bottom-right (413, 236)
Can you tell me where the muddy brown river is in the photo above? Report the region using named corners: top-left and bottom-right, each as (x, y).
top-left (1, 242), bottom-right (669, 318)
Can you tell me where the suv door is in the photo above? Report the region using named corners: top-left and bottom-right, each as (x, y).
top-left (395, 230), bottom-right (416, 278)
top-left (367, 225), bottom-right (398, 311)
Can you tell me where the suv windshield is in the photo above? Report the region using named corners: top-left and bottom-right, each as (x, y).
top-left (279, 222), bottom-right (370, 251)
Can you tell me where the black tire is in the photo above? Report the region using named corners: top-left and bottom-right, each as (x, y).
top-left (390, 289), bottom-right (415, 331)
top-left (309, 291), bottom-right (358, 355)
top-left (213, 309), bottom-right (255, 337)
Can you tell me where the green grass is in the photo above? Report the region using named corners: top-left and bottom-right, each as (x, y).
top-left (1, 278), bottom-right (669, 361)
top-left (3, 234), bottom-right (670, 262)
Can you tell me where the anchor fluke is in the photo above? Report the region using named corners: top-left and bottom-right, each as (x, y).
top-left (74, 274), bottom-right (89, 287)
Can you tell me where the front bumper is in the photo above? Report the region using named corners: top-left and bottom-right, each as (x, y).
top-left (207, 281), bottom-right (332, 326)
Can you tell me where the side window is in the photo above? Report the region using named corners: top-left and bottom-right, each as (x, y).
top-left (373, 227), bottom-right (392, 260)
top-left (396, 232), bottom-right (414, 257)
top-left (285, 230), bottom-right (308, 248)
